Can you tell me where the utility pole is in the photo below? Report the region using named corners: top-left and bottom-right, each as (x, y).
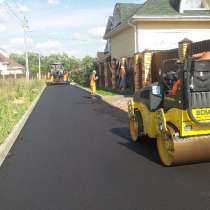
top-left (23, 16), bottom-right (29, 80)
top-left (38, 53), bottom-right (41, 80)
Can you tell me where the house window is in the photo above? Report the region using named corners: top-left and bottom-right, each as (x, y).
top-left (180, 0), bottom-right (210, 13)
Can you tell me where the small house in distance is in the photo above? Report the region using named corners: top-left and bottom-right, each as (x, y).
top-left (103, 0), bottom-right (210, 59)
top-left (0, 52), bottom-right (24, 78)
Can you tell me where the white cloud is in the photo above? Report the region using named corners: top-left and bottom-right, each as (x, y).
top-left (48, 0), bottom-right (60, 5)
top-left (49, 32), bottom-right (58, 36)
top-left (71, 26), bottom-right (105, 42)
top-left (10, 37), bottom-right (33, 46)
top-left (0, 24), bottom-right (6, 32)
top-left (71, 32), bottom-right (89, 42)
top-left (18, 4), bottom-right (30, 12)
top-left (0, 3), bottom-right (112, 58)
top-left (36, 39), bottom-right (62, 51)
top-left (0, 37), bottom-right (34, 54)
top-left (88, 26), bottom-right (106, 39)
top-left (2, 38), bottom-right (64, 56)
top-left (0, 5), bottom-right (10, 20)
top-left (32, 8), bottom-right (112, 30)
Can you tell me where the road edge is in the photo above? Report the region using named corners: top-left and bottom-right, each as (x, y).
top-left (0, 85), bottom-right (46, 167)
top-left (72, 83), bottom-right (129, 113)
top-left (72, 83), bottom-right (103, 98)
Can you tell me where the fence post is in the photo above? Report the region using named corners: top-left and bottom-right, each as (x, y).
top-left (98, 63), bottom-right (102, 88)
top-left (119, 57), bottom-right (128, 91)
top-left (178, 38), bottom-right (192, 61)
top-left (134, 53), bottom-right (141, 92)
top-left (104, 62), bottom-right (109, 89)
top-left (109, 59), bottom-right (117, 90)
top-left (142, 50), bottom-right (153, 87)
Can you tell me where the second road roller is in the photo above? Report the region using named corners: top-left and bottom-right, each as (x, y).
top-left (128, 55), bottom-right (210, 166)
top-left (46, 62), bottom-right (70, 85)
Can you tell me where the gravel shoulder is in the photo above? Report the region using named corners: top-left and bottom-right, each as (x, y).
top-left (102, 95), bottom-right (131, 112)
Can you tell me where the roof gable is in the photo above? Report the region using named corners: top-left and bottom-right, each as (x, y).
top-left (113, 3), bottom-right (142, 27)
top-left (0, 53), bottom-right (24, 69)
top-left (135, 0), bottom-right (210, 16)
top-left (104, 0), bottom-right (210, 39)
top-left (135, 0), bottom-right (179, 16)
top-left (104, 16), bottom-right (114, 37)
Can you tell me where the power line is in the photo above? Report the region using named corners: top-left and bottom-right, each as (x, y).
top-left (9, 0), bottom-right (26, 17)
top-left (4, 5), bottom-right (23, 26)
top-left (4, 1), bottom-right (24, 25)
top-left (22, 16), bottom-right (30, 79)
top-left (7, 0), bottom-right (43, 80)
top-left (3, 1), bottom-right (31, 79)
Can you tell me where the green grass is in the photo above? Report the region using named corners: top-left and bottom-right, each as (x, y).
top-left (0, 79), bottom-right (44, 144)
top-left (85, 86), bottom-right (134, 97)
top-left (96, 89), bottom-right (118, 96)
top-left (96, 88), bottom-right (134, 97)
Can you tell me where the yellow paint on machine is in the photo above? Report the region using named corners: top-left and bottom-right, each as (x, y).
top-left (165, 108), bottom-right (210, 137)
top-left (192, 108), bottom-right (210, 121)
top-left (133, 101), bottom-right (157, 138)
top-left (129, 99), bottom-right (210, 166)
top-left (132, 100), bottom-right (210, 138)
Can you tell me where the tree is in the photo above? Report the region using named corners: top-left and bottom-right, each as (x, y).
top-left (10, 54), bottom-right (25, 66)
top-left (81, 56), bottom-right (96, 85)
top-left (10, 53), bottom-right (96, 85)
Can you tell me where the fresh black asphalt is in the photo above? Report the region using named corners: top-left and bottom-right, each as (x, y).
top-left (0, 85), bottom-right (210, 210)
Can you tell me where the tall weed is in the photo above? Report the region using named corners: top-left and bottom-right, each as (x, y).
top-left (0, 79), bottom-right (44, 144)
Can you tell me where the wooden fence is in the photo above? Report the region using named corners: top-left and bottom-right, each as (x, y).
top-left (96, 39), bottom-right (210, 93)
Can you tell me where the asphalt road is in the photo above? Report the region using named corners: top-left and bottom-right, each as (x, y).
top-left (0, 85), bottom-right (210, 210)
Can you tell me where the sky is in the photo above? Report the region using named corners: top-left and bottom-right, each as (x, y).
top-left (0, 0), bottom-right (146, 58)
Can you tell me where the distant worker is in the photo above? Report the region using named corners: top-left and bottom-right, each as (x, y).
top-left (90, 70), bottom-right (98, 97)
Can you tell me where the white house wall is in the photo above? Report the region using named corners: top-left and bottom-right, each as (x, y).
top-left (137, 22), bottom-right (210, 52)
top-left (109, 21), bottom-right (210, 58)
top-left (138, 28), bottom-right (210, 51)
top-left (0, 63), bottom-right (7, 75)
top-left (0, 63), bottom-right (24, 75)
top-left (110, 27), bottom-right (135, 59)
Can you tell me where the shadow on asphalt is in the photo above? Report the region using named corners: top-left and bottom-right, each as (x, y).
top-left (111, 127), bottom-right (130, 141)
top-left (77, 86), bottom-right (162, 165)
top-left (111, 127), bottom-right (162, 165)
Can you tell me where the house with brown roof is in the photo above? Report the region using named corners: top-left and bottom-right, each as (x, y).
top-left (0, 53), bottom-right (24, 77)
top-left (103, 0), bottom-right (210, 59)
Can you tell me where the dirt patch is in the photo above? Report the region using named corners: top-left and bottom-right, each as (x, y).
top-left (102, 95), bottom-right (131, 112)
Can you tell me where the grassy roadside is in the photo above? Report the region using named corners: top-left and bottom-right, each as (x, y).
top-left (75, 83), bottom-right (134, 97)
top-left (0, 79), bottom-right (44, 144)
top-left (96, 88), bottom-right (133, 97)
top-left (96, 89), bottom-right (118, 96)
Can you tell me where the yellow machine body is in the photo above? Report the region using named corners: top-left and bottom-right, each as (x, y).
top-left (128, 58), bottom-right (210, 166)
top-left (46, 62), bottom-right (69, 85)
top-left (132, 101), bottom-right (210, 139)
top-left (129, 100), bottom-right (210, 166)
top-left (47, 72), bottom-right (69, 83)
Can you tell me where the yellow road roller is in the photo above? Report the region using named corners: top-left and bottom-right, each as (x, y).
top-left (128, 57), bottom-right (210, 166)
top-left (46, 62), bottom-right (70, 85)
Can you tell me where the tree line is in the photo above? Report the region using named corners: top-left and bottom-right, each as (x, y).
top-left (10, 53), bottom-right (96, 85)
